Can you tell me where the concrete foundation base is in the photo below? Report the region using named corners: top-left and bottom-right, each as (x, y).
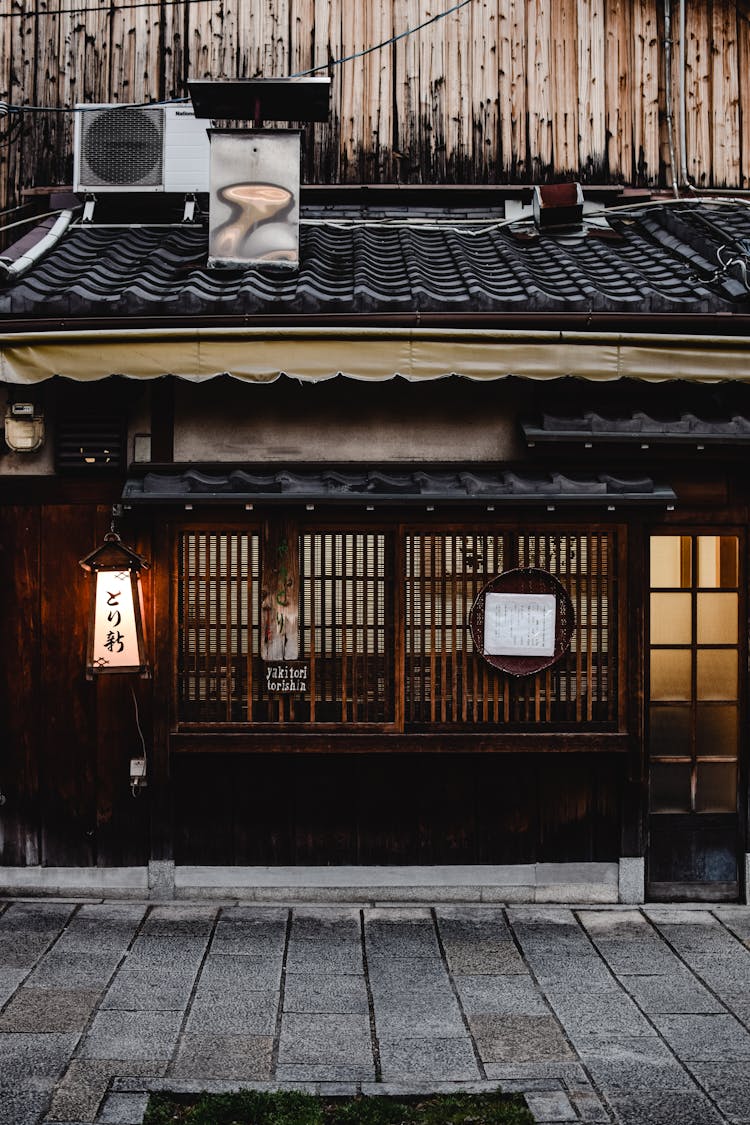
top-left (148, 860), bottom-right (176, 899)
top-left (618, 857), bottom-right (645, 904)
top-left (0, 861), bottom-right (621, 903)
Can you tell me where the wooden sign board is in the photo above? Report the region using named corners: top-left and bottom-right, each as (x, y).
top-left (261, 518), bottom-right (300, 661)
top-left (265, 661), bottom-right (309, 694)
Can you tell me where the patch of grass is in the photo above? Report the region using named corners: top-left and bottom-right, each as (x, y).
top-left (143, 1088), bottom-right (534, 1125)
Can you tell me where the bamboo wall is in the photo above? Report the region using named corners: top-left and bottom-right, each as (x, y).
top-left (0, 0), bottom-right (748, 210)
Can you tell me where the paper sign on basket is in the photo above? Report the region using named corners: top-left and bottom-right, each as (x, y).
top-left (483, 592), bottom-right (557, 657)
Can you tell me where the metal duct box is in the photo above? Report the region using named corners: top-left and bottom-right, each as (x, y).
top-left (532, 182), bottom-right (584, 230)
top-left (207, 129), bottom-right (300, 269)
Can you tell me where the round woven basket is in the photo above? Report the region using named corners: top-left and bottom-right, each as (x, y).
top-left (468, 566), bottom-right (575, 677)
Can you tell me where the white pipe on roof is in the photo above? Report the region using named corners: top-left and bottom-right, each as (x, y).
top-left (0, 210), bottom-right (75, 280)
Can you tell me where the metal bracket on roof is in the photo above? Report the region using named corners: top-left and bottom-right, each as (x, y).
top-left (182, 193), bottom-right (199, 224)
top-left (82, 194), bottom-right (97, 224)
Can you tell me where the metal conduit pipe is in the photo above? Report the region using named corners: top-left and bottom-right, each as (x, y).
top-left (678, 0), bottom-right (689, 187)
top-left (663, 0), bottom-right (680, 196)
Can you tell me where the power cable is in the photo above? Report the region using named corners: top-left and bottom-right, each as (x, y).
top-left (1, 0), bottom-right (254, 19)
top-left (290, 0), bottom-right (474, 77)
top-left (2, 0), bottom-right (475, 113)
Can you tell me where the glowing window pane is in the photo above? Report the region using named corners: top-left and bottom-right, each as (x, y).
top-left (696, 650), bottom-right (737, 701)
top-left (697, 593), bottom-right (737, 645)
top-left (650, 536), bottom-right (691, 588)
top-left (650, 593), bottom-right (691, 645)
top-left (650, 650), bottom-right (692, 701)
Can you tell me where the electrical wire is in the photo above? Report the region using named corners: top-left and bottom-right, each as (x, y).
top-left (290, 0), bottom-right (474, 78)
top-left (1, 0), bottom-right (246, 19)
top-left (130, 684), bottom-right (147, 798)
top-left (1, 0), bottom-right (475, 113)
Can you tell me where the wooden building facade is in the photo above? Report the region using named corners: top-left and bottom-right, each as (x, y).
top-left (2, 0), bottom-right (750, 211)
top-left (1, 0), bottom-right (750, 903)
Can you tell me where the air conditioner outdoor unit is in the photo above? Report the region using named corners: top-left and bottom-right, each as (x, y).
top-left (73, 104), bottom-right (211, 193)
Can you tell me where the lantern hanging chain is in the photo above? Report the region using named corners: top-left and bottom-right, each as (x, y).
top-left (130, 685), bottom-right (148, 798)
top-left (108, 503), bottom-right (123, 542)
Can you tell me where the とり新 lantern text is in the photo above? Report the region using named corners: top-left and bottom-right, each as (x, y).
top-left (79, 532), bottom-right (150, 678)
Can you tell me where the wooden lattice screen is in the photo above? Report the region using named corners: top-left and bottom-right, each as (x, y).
top-left (177, 525), bottom-right (619, 730)
top-left (178, 530), bottom-right (394, 726)
top-left (405, 531), bottom-right (616, 726)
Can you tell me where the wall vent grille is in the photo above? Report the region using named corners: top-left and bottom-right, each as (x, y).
top-left (55, 415), bottom-right (125, 472)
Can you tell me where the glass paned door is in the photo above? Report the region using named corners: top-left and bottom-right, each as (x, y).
top-left (647, 534), bottom-right (742, 900)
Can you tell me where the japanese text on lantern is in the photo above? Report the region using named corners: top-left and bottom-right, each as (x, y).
top-left (91, 570), bottom-right (139, 670)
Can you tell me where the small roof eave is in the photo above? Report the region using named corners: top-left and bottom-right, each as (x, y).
top-left (122, 467), bottom-right (677, 508)
top-left (1, 325), bottom-right (749, 385)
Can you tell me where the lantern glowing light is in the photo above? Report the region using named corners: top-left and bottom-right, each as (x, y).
top-left (79, 532), bottom-right (150, 678)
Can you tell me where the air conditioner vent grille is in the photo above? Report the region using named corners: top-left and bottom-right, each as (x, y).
top-left (79, 106), bottom-right (164, 188)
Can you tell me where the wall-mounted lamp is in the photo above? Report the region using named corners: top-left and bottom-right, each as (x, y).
top-left (79, 529), bottom-right (150, 679)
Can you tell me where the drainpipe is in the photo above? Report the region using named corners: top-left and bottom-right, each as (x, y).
top-left (663, 0), bottom-right (680, 197)
top-left (0, 210), bottom-right (76, 280)
top-left (678, 0), bottom-right (689, 187)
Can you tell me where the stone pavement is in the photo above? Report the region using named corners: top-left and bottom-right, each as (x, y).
top-left (1, 901), bottom-right (750, 1124)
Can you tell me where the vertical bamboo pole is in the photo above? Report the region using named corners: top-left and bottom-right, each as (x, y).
top-left (443, 0), bottom-right (471, 181)
top-left (338, 0), bottom-right (364, 177)
top-left (605, 0), bottom-right (633, 181)
top-left (470, 0), bottom-right (499, 181)
top-left (711, 0), bottom-right (740, 187)
top-left (632, 0), bottom-right (659, 183)
top-left (527, 0), bottom-right (552, 176)
top-left (577, 0), bottom-right (606, 176)
top-left (685, 0), bottom-right (711, 186)
top-left (551, 0), bottom-right (578, 174)
top-left (363, 0), bottom-right (392, 180)
top-left (738, 2), bottom-right (750, 186)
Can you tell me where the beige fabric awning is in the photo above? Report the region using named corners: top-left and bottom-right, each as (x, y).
top-left (1, 326), bottom-right (749, 383)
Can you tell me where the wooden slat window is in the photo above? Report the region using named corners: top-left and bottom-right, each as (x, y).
top-left (177, 524), bottom-right (619, 731)
top-left (178, 529), bottom-right (394, 727)
top-left (250, 531), bottom-right (394, 725)
top-left (405, 533), bottom-right (506, 725)
top-left (515, 532), bottom-right (616, 724)
top-left (405, 529), bottom-right (618, 728)
top-left (178, 532), bottom-right (254, 723)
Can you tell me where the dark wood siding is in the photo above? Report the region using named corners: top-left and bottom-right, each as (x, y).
top-left (172, 753), bottom-right (623, 865)
top-left (0, 505), bottom-right (41, 866)
top-left (0, 501), bottom-right (150, 868)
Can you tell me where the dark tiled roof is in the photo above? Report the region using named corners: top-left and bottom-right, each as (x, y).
top-left (122, 467), bottom-right (676, 507)
top-left (2, 202), bottom-right (750, 320)
top-left (522, 410), bottom-right (750, 447)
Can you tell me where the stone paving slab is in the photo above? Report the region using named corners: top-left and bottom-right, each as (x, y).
top-left (99, 969), bottom-right (196, 1012)
top-left (2, 901), bottom-right (750, 1123)
top-left (0, 987), bottom-right (102, 1032)
top-left (79, 1011), bottom-right (184, 1062)
top-left (170, 1033), bottom-right (274, 1080)
top-left (283, 971), bottom-right (369, 1014)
